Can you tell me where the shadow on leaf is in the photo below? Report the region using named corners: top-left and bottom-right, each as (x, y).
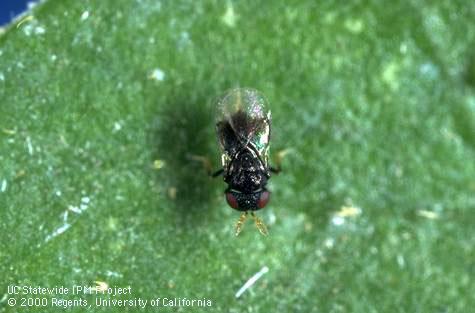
top-left (148, 89), bottom-right (220, 226)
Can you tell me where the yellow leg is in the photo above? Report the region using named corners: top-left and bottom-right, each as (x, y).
top-left (235, 212), bottom-right (248, 236)
top-left (271, 148), bottom-right (291, 174)
top-left (188, 154), bottom-right (213, 175)
top-left (251, 212), bottom-right (269, 236)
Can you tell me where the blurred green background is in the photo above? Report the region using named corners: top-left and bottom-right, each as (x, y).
top-left (1, 0), bottom-right (474, 312)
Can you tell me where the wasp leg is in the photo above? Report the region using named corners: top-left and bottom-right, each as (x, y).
top-left (212, 168), bottom-right (224, 177)
top-left (251, 212), bottom-right (269, 236)
top-left (270, 149), bottom-right (290, 174)
top-left (188, 154), bottom-right (222, 177)
top-left (235, 212), bottom-right (248, 236)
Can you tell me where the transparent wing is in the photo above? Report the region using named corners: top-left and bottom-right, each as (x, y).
top-left (215, 88), bottom-right (271, 158)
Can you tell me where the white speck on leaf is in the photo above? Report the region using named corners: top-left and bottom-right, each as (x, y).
top-left (68, 205), bottom-right (82, 214)
top-left (81, 11), bottom-right (90, 21)
top-left (397, 254), bottom-right (405, 268)
top-left (235, 266), bottom-right (269, 298)
top-left (419, 62), bottom-right (439, 79)
top-left (222, 3), bottom-right (237, 27)
top-left (331, 205), bottom-right (361, 226)
top-left (149, 68), bottom-right (165, 81)
top-left (68, 197), bottom-right (91, 214)
top-left (382, 60), bottom-right (400, 90)
top-left (22, 24), bottom-right (33, 35)
top-left (153, 159), bottom-right (166, 170)
top-left (106, 271), bottom-right (123, 278)
top-left (267, 210), bottom-right (276, 225)
top-left (21, 17), bottom-right (46, 36)
top-left (331, 215), bottom-right (345, 226)
top-left (344, 18), bottom-right (364, 33)
top-left (113, 121), bottom-right (122, 132)
top-left (51, 54), bottom-right (57, 62)
top-left (26, 136), bottom-right (33, 155)
top-left (336, 205), bottom-right (362, 217)
top-left (0, 72), bottom-right (4, 81)
top-left (417, 209), bottom-right (439, 219)
top-left (177, 31), bottom-right (191, 49)
top-left (324, 238), bottom-right (335, 248)
top-left (45, 223), bottom-right (71, 242)
top-left (94, 281), bottom-right (108, 292)
top-left (1, 179), bottom-right (7, 192)
top-left (35, 26), bottom-right (45, 34)
top-left (400, 42), bottom-right (408, 54)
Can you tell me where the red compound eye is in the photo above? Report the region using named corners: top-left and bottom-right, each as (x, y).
top-left (257, 191), bottom-right (270, 209)
top-left (225, 192), bottom-right (239, 209)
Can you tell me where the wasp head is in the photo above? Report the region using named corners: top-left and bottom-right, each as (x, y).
top-left (225, 189), bottom-right (270, 211)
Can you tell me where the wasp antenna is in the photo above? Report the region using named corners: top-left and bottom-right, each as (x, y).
top-left (251, 212), bottom-right (268, 236)
top-left (235, 212), bottom-right (248, 236)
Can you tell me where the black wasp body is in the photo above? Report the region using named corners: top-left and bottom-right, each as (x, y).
top-left (214, 88), bottom-right (277, 217)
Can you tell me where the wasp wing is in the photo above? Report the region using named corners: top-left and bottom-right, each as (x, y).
top-left (215, 88), bottom-right (271, 163)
